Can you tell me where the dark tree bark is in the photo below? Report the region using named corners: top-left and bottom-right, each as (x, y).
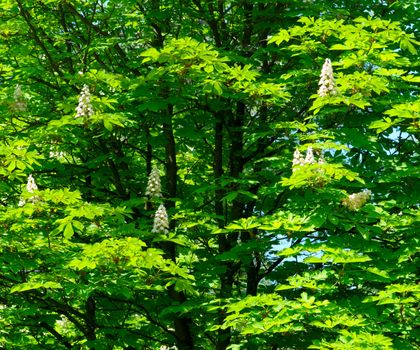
top-left (163, 104), bottom-right (194, 350)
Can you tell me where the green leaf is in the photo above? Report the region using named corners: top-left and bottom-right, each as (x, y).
top-left (104, 119), bottom-right (113, 131)
top-left (11, 281), bottom-right (62, 293)
top-left (268, 29), bottom-right (291, 45)
top-left (63, 222), bottom-right (74, 239)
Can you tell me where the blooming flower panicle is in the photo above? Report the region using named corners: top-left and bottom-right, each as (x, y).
top-left (292, 147), bottom-right (321, 171)
top-left (145, 166), bottom-right (162, 198)
top-left (19, 174), bottom-right (40, 206)
top-left (152, 204), bottom-right (169, 234)
top-left (318, 58), bottom-right (337, 97)
top-left (342, 189), bottom-right (372, 211)
top-left (26, 174), bottom-right (38, 192)
top-left (49, 150), bottom-right (65, 159)
top-left (75, 85), bottom-right (94, 118)
top-left (292, 149), bottom-right (305, 169)
top-left (304, 147), bottom-right (315, 165)
top-left (12, 84), bottom-right (27, 112)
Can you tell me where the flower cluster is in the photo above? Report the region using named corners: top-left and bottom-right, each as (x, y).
top-left (12, 85), bottom-right (27, 112)
top-left (342, 190), bottom-right (372, 211)
top-left (75, 85), bottom-right (94, 118)
top-left (292, 147), bottom-right (324, 171)
top-left (145, 166), bottom-right (162, 198)
top-left (318, 58), bottom-right (337, 97)
top-left (152, 204), bottom-right (169, 234)
top-left (26, 174), bottom-right (38, 192)
top-left (19, 174), bottom-right (40, 206)
top-left (49, 150), bottom-right (66, 159)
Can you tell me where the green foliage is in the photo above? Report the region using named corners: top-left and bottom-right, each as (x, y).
top-left (0, 0), bottom-right (418, 349)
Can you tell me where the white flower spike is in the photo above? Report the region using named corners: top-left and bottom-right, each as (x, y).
top-left (292, 149), bottom-right (306, 171)
top-left (304, 147), bottom-right (315, 165)
top-left (318, 58), bottom-right (337, 97)
top-left (12, 84), bottom-right (27, 112)
top-left (19, 174), bottom-right (40, 206)
top-left (342, 190), bottom-right (372, 211)
top-left (152, 204), bottom-right (169, 234)
top-left (145, 166), bottom-right (162, 198)
top-left (75, 85), bottom-right (94, 118)
top-left (26, 174), bottom-right (38, 193)
top-left (292, 147), bottom-right (323, 171)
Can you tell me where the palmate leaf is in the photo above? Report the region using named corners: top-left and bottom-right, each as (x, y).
top-left (309, 330), bottom-right (394, 350)
top-left (363, 283), bottom-right (420, 304)
top-left (281, 162), bottom-right (364, 189)
top-left (303, 252), bottom-right (371, 264)
top-left (10, 281), bottom-right (62, 293)
top-left (310, 314), bottom-right (366, 329)
top-left (277, 244), bottom-right (373, 265)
